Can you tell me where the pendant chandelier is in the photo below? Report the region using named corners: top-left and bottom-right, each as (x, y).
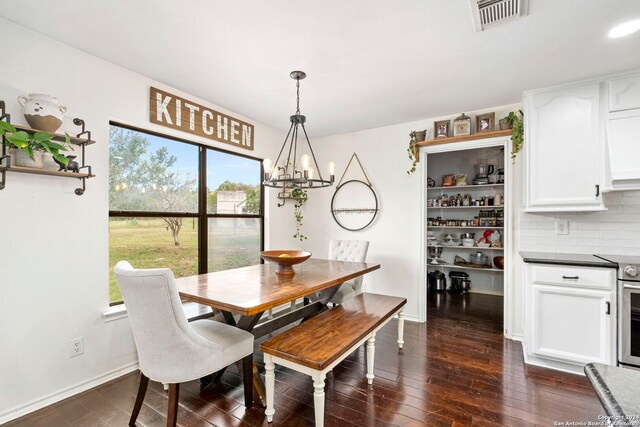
top-left (263, 71), bottom-right (334, 189)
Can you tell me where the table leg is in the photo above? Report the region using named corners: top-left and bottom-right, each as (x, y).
top-left (302, 284), bottom-right (342, 322)
top-left (222, 310), bottom-right (237, 326)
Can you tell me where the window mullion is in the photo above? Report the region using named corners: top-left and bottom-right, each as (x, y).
top-left (198, 146), bottom-right (208, 274)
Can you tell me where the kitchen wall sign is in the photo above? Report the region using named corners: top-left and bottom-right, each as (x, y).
top-left (149, 87), bottom-right (254, 151)
top-left (330, 153), bottom-right (379, 231)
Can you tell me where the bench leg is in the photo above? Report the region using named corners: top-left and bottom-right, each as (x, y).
top-left (366, 332), bottom-right (376, 385)
top-left (397, 310), bottom-right (405, 350)
top-left (265, 355), bottom-right (275, 423)
top-left (312, 371), bottom-right (326, 427)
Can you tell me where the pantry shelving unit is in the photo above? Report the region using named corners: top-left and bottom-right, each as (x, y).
top-left (418, 130), bottom-right (513, 334)
top-left (420, 133), bottom-right (512, 297)
top-left (426, 182), bottom-right (505, 278)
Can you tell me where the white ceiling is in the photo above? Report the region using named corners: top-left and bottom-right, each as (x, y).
top-left (1, 0), bottom-right (640, 136)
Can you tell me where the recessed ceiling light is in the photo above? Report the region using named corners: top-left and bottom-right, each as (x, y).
top-left (608, 19), bottom-right (640, 38)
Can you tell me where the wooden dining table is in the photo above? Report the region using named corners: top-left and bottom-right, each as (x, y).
top-left (175, 258), bottom-right (380, 405)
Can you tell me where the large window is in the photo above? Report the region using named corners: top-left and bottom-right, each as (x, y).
top-left (108, 124), bottom-right (263, 304)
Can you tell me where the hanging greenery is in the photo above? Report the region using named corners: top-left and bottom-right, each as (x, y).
top-left (406, 131), bottom-right (418, 174)
top-left (505, 110), bottom-right (524, 161)
top-left (291, 187), bottom-right (308, 241)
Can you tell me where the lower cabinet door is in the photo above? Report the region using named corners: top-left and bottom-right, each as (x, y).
top-left (530, 285), bottom-right (613, 365)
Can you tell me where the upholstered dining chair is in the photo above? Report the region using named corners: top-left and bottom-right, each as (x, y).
top-left (114, 261), bottom-right (255, 427)
top-left (328, 240), bottom-right (370, 304)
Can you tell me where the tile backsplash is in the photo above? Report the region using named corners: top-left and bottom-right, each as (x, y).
top-left (519, 190), bottom-right (640, 255)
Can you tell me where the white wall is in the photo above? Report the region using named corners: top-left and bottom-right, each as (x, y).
top-left (0, 19), bottom-right (285, 422)
top-left (296, 104), bottom-right (521, 323)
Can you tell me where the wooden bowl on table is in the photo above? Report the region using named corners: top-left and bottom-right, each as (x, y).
top-left (260, 250), bottom-right (312, 277)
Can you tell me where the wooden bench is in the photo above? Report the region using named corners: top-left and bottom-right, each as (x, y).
top-left (260, 292), bottom-right (407, 426)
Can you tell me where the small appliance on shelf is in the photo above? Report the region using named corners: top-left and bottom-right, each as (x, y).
top-left (448, 271), bottom-right (471, 294)
top-left (473, 158), bottom-right (494, 185)
top-left (428, 270), bottom-right (447, 292)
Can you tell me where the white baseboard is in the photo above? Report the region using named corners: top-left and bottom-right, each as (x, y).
top-left (520, 341), bottom-right (588, 376)
top-left (402, 314), bottom-right (422, 323)
top-left (509, 333), bottom-right (524, 342)
top-left (0, 361), bottom-right (139, 424)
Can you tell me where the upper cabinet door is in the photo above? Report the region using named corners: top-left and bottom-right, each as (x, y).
top-left (606, 109), bottom-right (640, 190)
top-left (605, 73), bottom-right (640, 191)
top-left (525, 83), bottom-right (605, 212)
top-left (609, 74), bottom-right (640, 112)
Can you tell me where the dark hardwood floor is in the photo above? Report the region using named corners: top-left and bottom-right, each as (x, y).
top-left (6, 293), bottom-right (604, 426)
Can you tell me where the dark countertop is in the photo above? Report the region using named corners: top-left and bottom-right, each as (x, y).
top-left (585, 363), bottom-right (640, 426)
top-left (521, 251), bottom-right (618, 268)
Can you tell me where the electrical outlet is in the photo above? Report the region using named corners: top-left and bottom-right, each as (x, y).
top-left (556, 219), bottom-right (569, 235)
top-left (69, 337), bottom-right (84, 358)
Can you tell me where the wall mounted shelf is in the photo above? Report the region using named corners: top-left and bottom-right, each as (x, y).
top-left (427, 226), bottom-right (504, 230)
top-left (11, 124), bottom-right (96, 146)
top-left (427, 245), bottom-right (503, 251)
top-left (0, 100), bottom-right (94, 195)
top-left (0, 165), bottom-right (95, 179)
top-left (415, 129), bottom-right (512, 161)
top-left (426, 262), bottom-right (504, 272)
top-left (427, 183), bottom-right (504, 191)
top-left (429, 206), bottom-right (504, 210)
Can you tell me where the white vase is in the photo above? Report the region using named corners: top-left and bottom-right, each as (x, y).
top-left (10, 148), bottom-right (44, 168)
top-left (17, 93), bottom-right (67, 133)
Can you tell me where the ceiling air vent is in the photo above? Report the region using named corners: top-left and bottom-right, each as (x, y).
top-left (470, 0), bottom-right (529, 31)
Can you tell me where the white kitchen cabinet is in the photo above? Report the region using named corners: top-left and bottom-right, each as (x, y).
top-left (524, 82), bottom-right (606, 212)
top-left (606, 109), bottom-right (640, 190)
top-left (524, 263), bottom-right (616, 374)
top-left (609, 73), bottom-right (640, 112)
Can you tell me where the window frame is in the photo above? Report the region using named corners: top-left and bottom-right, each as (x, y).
top-left (108, 121), bottom-right (265, 305)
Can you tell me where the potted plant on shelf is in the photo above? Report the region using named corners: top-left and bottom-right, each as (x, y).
top-left (0, 121), bottom-right (72, 169)
top-left (407, 131), bottom-right (419, 175)
top-left (499, 110), bottom-right (524, 161)
top-left (291, 187), bottom-right (308, 241)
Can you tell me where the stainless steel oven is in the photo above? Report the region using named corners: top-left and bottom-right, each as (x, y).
top-left (598, 255), bottom-right (640, 367)
top-left (620, 277), bottom-right (640, 366)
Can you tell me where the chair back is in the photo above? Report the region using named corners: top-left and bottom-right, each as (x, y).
top-left (329, 240), bottom-right (370, 287)
top-left (114, 261), bottom-right (216, 381)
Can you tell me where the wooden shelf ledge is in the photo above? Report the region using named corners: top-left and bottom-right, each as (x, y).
top-left (12, 124), bottom-right (96, 146)
top-left (0, 165), bottom-right (94, 179)
top-left (414, 129), bottom-right (512, 161)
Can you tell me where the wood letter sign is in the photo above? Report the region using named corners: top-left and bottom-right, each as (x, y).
top-left (149, 87), bottom-right (254, 151)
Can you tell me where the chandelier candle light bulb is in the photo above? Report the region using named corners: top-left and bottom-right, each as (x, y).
top-left (263, 158), bottom-right (273, 180)
top-left (301, 154), bottom-right (310, 171)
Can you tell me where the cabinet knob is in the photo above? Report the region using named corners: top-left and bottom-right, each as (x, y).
top-left (595, 184), bottom-right (600, 197)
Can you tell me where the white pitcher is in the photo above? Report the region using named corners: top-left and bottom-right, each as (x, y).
top-left (17, 93), bottom-right (67, 133)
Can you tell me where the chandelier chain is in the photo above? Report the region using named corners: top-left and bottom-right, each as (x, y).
top-left (295, 78), bottom-right (301, 114)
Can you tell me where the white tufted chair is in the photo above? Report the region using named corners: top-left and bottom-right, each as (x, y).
top-left (328, 240), bottom-right (370, 304)
top-left (114, 261), bottom-right (255, 427)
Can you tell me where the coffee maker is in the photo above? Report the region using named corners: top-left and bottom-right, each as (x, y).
top-left (473, 159), bottom-right (494, 185)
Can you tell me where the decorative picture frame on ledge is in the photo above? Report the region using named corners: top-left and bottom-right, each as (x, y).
top-left (453, 113), bottom-right (472, 137)
top-left (434, 120), bottom-right (450, 138)
top-left (476, 112), bottom-right (495, 133)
